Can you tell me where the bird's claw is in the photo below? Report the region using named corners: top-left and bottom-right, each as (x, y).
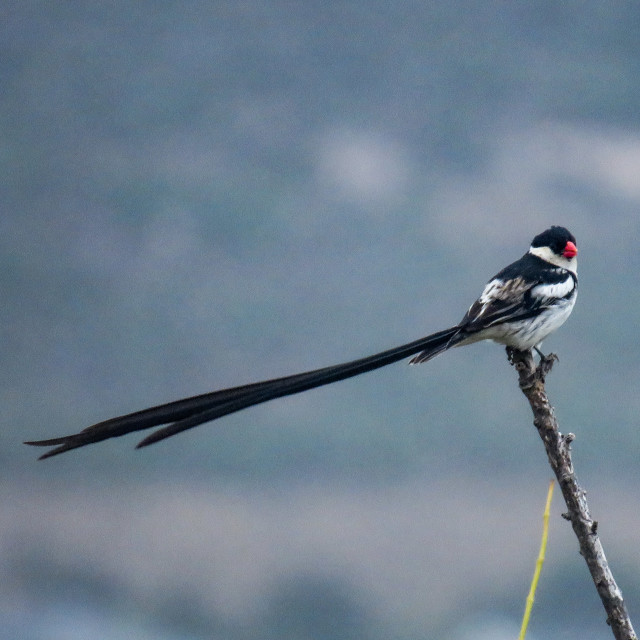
top-left (537, 352), bottom-right (558, 380)
top-left (505, 346), bottom-right (557, 384)
top-left (506, 346), bottom-right (529, 367)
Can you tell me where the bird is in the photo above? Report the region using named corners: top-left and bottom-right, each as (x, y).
top-left (26, 226), bottom-right (577, 459)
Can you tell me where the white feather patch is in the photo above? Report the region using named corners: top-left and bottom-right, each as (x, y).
top-left (479, 279), bottom-right (503, 303)
top-left (531, 277), bottom-right (574, 301)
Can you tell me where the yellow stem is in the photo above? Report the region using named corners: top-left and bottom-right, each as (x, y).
top-left (519, 479), bottom-right (554, 640)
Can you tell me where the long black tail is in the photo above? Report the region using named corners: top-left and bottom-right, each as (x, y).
top-left (25, 326), bottom-right (461, 459)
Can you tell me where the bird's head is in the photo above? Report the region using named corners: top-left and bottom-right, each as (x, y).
top-left (529, 226), bottom-right (577, 272)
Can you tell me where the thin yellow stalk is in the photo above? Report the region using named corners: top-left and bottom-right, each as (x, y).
top-left (519, 479), bottom-right (554, 640)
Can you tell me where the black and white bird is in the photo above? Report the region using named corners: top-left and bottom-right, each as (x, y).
top-left (27, 226), bottom-right (577, 459)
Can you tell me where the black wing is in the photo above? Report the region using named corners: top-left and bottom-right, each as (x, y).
top-left (461, 254), bottom-right (574, 332)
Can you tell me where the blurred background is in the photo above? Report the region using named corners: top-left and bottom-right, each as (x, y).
top-left (3, 2), bottom-right (640, 638)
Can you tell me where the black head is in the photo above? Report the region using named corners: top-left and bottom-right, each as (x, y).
top-left (531, 226), bottom-right (577, 258)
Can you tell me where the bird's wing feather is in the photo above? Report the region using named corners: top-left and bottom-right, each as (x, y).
top-left (461, 268), bottom-right (574, 331)
top-left (462, 276), bottom-right (533, 328)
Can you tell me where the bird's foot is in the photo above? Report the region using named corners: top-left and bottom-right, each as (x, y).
top-left (536, 352), bottom-right (558, 380)
top-left (506, 346), bottom-right (556, 388)
top-left (506, 346), bottom-right (529, 366)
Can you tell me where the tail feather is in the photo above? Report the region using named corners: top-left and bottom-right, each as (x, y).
top-left (25, 326), bottom-right (461, 458)
top-left (408, 329), bottom-right (464, 364)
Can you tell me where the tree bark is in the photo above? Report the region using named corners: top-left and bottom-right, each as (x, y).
top-left (508, 348), bottom-right (636, 640)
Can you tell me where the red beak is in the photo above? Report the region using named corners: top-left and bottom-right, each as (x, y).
top-left (563, 241), bottom-right (577, 259)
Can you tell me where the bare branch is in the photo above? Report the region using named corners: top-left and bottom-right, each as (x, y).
top-left (508, 348), bottom-right (637, 640)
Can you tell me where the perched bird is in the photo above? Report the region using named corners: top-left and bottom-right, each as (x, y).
top-left (26, 226), bottom-right (577, 459)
